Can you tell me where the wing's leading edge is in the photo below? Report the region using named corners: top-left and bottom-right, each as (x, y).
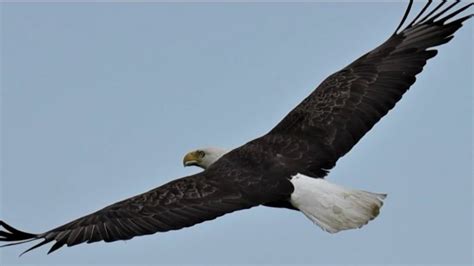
top-left (265, 1), bottom-right (472, 177)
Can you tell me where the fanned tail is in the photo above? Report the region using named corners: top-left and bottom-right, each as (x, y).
top-left (289, 175), bottom-right (386, 233)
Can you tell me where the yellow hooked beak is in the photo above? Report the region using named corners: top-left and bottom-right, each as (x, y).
top-left (183, 151), bottom-right (201, 167)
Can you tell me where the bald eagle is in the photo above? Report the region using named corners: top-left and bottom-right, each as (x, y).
top-left (1, 1), bottom-right (472, 255)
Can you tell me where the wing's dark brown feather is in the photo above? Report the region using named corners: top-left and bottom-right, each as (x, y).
top-left (1, 1), bottom-right (471, 256)
top-left (265, 1), bottom-right (472, 177)
top-left (1, 166), bottom-right (293, 255)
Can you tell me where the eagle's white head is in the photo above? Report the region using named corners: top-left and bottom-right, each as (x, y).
top-left (183, 147), bottom-right (229, 169)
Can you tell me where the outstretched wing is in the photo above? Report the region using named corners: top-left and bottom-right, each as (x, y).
top-left (264, 1), bottom-right (473, 177)
top-left (1, 167), bottom-right (293, 255)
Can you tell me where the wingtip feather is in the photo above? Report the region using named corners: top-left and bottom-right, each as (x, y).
top-left (0, 220), bottom-right (37, 241)
top-left (18, 239), bottom-right (50, 257)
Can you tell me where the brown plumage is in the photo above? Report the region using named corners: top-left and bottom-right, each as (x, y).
top-left (1, 1), bottom-right (472, 255)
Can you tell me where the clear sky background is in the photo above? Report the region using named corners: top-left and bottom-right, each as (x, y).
top-left (0, 1), bottom-right (472, 265)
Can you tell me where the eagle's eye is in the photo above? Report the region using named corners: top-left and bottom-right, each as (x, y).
top-left (197, 150), bottom-right (205, 158)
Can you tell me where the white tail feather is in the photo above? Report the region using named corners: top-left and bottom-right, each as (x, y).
top-left (289, 174), bottom-right (386, 233)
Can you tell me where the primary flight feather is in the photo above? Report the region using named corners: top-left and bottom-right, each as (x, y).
top-left (1, 0), bottom-right (472, 255)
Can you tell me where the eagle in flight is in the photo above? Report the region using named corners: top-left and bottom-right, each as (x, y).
top-left (1, 0), bottom-right (472, 255)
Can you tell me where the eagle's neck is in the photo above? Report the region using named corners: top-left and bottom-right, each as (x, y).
top-left (200, 148), bottom-right (229, 169)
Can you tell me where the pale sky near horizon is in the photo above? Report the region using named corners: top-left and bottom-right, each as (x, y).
top-left (1, 1), bottom-right (473, 265)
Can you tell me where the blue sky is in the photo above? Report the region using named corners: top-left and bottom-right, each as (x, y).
top-left (1, 1), bottom-right (472, 265)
